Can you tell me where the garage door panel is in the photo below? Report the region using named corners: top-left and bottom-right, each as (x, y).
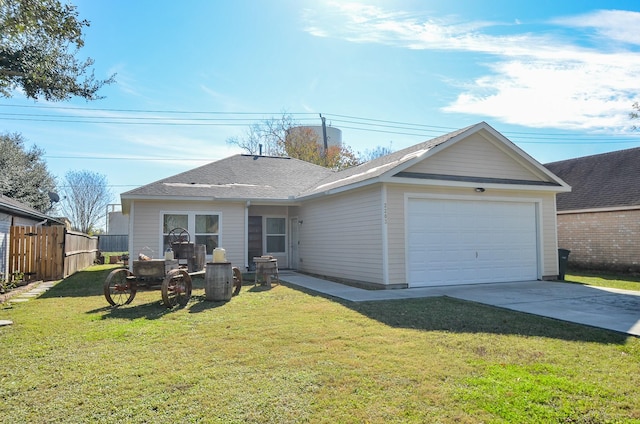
top-left (408, 198), bottom-right (538, 287)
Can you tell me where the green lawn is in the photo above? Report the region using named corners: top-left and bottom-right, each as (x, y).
top-left (566, 271), bottom-right (640, 292)
top-left (1, 265), bottom-right (638, 423)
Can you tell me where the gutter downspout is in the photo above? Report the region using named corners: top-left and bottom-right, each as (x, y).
top-left (245, 200), bottom-right (250, 271)
top-left (381, 185), bottom-right (389, 286)
top-left (127, 202), bottom-right (135, 272)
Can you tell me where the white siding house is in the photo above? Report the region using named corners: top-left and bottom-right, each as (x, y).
top-left (298, 186), bottom-right (384, 285)
top-left (121, 122), bottom-right (570, 288)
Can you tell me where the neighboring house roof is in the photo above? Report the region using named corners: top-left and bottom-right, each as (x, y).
top-left (0, 194), bottom-right (62, 224)
top-left (121, 121), bottom-right (569, 212)
top-left (545, 147), bottom-right (640, 211)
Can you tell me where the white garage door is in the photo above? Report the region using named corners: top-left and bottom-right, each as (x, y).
top-left (407, 198), bottom-right (538, 287)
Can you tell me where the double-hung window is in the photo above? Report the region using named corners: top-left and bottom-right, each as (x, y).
top-left (162, 212), bottom-right (220, 255)
top-left (163, 214), bottom-right (188, 250)
top-left (195, 214), bottom-right (219, 255)
top-left (265, 217), bottom-right (286, 253)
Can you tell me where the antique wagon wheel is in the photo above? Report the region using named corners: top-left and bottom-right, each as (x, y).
top-left (232, 266), bottom-right (242, 296)
top-left (167, 227), bottom-right (190, 245)
top-left (161, 269), bottom-right (192, 308)
top-left (104, 268), bottom-right (136, 306)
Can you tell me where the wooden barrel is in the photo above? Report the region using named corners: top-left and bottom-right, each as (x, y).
top-left (205, 262), bottom-right (233, 301)
top-left (172, 242), bottom-right (194, 260)
top-left (188, 244), bottom-right (206, 272)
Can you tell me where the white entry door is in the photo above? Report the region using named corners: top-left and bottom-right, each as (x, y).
top-left (407, 198), bottom-right (538, 287)
top-left (289, 217), bottom-right (299, 270)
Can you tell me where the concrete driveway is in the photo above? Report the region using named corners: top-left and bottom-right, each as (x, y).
top-left (279, 272), bottom-right (640, 337)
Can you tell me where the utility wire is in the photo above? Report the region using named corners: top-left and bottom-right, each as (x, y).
top-left (2, 103), bottom-right (639, 143)
top-left (0, 103), bottom-right (318, 116)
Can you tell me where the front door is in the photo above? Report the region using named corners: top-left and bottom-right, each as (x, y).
top-left (289, 217), bottom-right (299, 270)
top-left (248, 216), bottom-right (262, 268)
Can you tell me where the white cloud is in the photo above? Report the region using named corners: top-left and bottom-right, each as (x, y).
top-left (303, 3), bottom-right (640, 132)
top-left (444, 53), bottom-right (640, 131)
top-left (553, 9), bottom-right (640, 46)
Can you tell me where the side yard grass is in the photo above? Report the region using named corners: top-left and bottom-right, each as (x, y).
top-left (0, 265), bottom-right (638, 423)
top-left (566, 271), bottom-right (640, 292)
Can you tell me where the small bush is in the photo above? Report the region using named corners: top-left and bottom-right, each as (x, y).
top-left (0, 272), bottom-right (23, 294)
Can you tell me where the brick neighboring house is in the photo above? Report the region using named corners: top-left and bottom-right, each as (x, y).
top-left (545, 147), bottom-right (640, 272)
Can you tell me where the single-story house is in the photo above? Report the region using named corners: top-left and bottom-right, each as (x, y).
top-left (121, 122), bottom-right (570, 288)
top-left (545, 147), bottom-right (640, 273)
top-left (0, 194), bottom-right (63, 281)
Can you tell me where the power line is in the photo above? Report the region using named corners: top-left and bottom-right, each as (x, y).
top-left (2, 103), bottom-right (639, 143)
top-left (0, 103), bottom-right (318, 116)
top-left (0, 112), bottom-right (306, 122)
top-left (44, 155), bottom-right (215, 161)
top-left (0, 116), bottom-right (320, 126)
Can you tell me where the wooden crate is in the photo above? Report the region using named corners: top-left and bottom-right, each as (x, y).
top-left (133, 259), bottom-right (178, 279)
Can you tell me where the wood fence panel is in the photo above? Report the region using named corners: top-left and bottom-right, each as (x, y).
top-left (63, 230), bottom-right (99, 278)
top-left (9, 226), bottom-right (65, 281)
top-left (9, 226), bottom-right (97, 281)
top-left (9, 226), bottom-right (28, 281)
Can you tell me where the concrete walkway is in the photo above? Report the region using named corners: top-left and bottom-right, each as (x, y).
top-left (0, 281), bottom-right (59, 327)
top-left (279, 271), bottom-right (640, 337)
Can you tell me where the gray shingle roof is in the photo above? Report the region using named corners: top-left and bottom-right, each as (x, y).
top-left (122, 154), bottom-right (334, 201)
top-left (0, 194), bottom-right (61, 223)
top-left (545, 147), bottom-right (640, 211)
top-left (123, 122), bottom-right (565, 210)
top-left (298, 124), bottom-right (474, 197)
top-left (122, 125), bottom-right (476, 205)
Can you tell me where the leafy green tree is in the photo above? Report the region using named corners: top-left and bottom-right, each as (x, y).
top-left (60, 170), bottom-right (112, 233)
top-left (0, 132), bottom-right (56, 212)
top-left (0, 0), bottom-right (114, 101)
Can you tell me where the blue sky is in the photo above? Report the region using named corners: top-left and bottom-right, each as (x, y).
top-left (2, 0), bottom-right (640, 204)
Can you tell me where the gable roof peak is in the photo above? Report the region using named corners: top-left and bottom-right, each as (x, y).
top-left (300, 122), bottom-right (510, 196)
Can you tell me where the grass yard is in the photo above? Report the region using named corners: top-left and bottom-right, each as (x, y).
top-left (566, 271), bottom-right (640, 292)
top-left (1, 265), bottom-right (638, 423)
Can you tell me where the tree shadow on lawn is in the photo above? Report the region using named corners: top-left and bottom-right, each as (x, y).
top-left (85, 294), bottom-right (230, 320)
top-left (86, 301), bottom-right (176, 320)
top-left (284, 283), bottom-right (630, 345)
top-left (39, 269), bottom-right (630, 344)
top-left (355, 297), bottom-right (630, 344)
top-left (39, 266), bottom-right (121, 299)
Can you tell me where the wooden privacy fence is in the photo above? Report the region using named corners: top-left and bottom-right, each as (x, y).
top-left (9, 226), bottom-right (99, 282)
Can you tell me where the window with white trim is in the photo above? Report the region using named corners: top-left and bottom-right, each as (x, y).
top-left (195, 214), bottom-right (219, 255)
top-left (162, 212), bottom-right (220, 255)
top-left (265, 217), bottom-right (286, 253)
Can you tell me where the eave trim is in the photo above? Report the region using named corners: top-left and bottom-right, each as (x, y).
top-left (393, 171), bottom-right (562, 187)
